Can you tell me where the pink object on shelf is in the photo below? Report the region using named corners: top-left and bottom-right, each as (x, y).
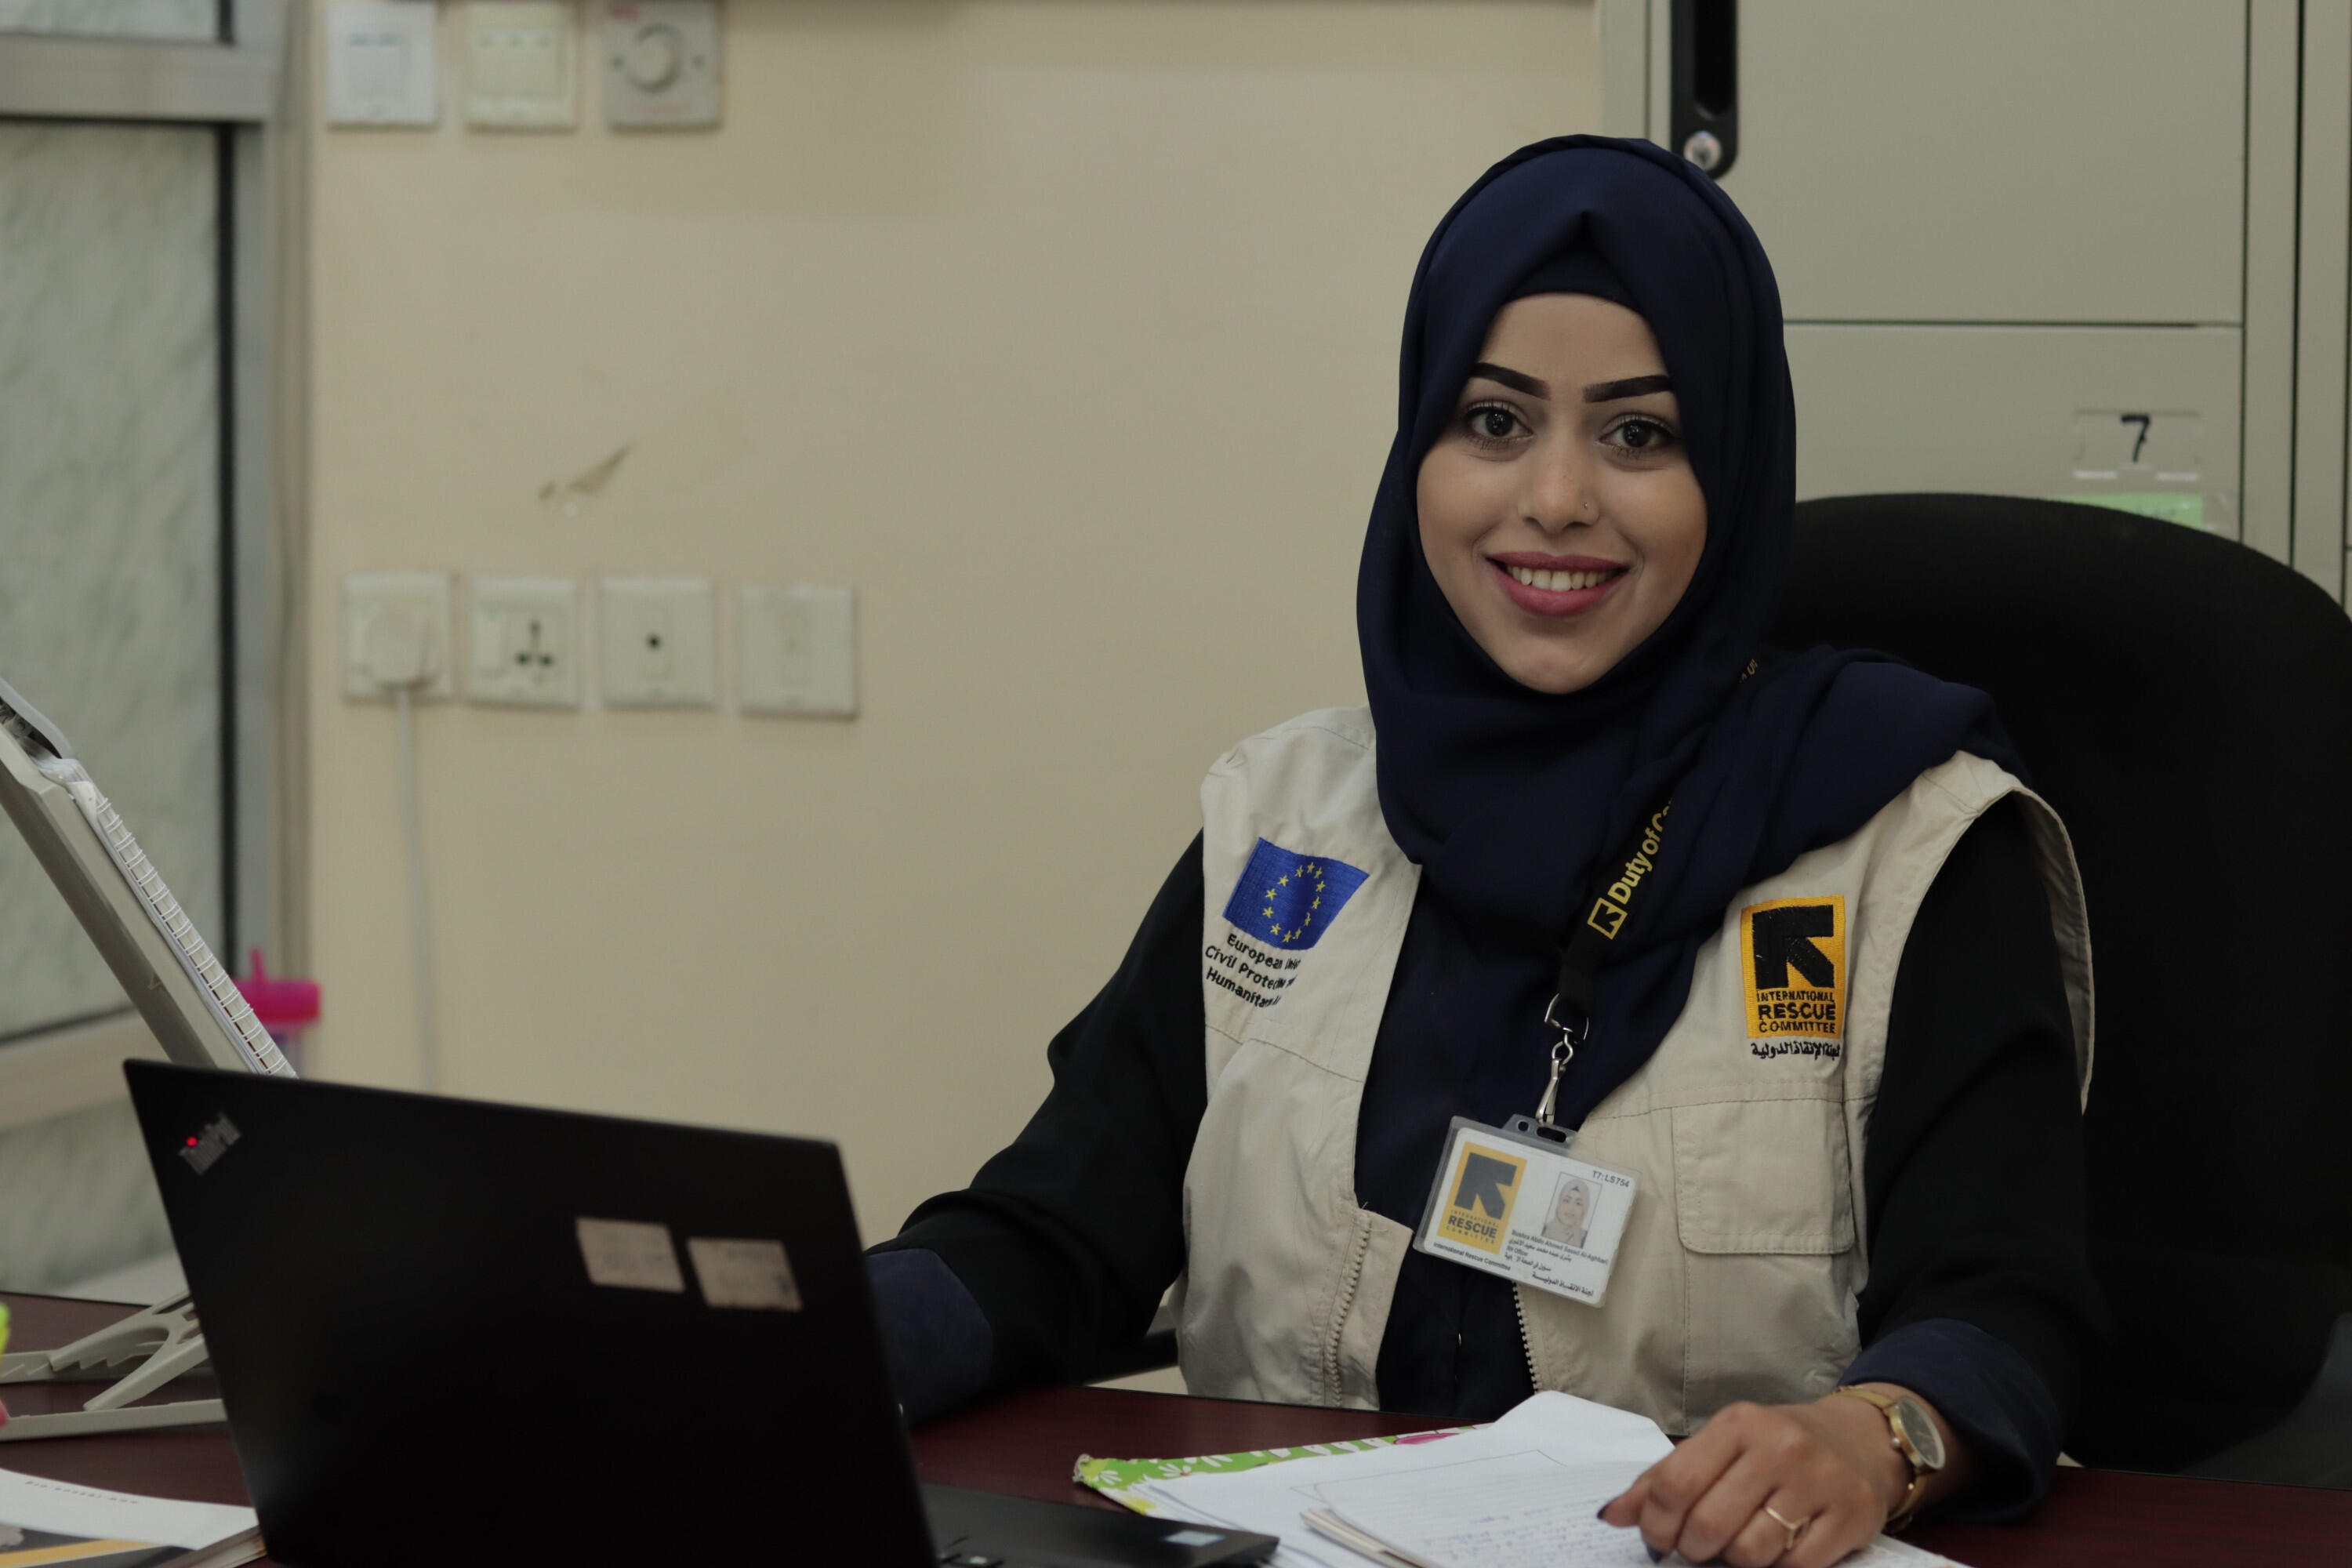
top-left (236, 949), bottom-right (320, 1031)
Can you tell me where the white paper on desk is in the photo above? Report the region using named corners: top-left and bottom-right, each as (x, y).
top-left (1318, 1450), bottom-right (1657, 1567)
top-left (1130, 1392), bottom-right (1967, 1568)
top-left (1127, 1392), bottom-right (1671, 1568)
top-left (0, 1466), bottom-right (258, 1550)
top-left (1316, 1453), bottom-right (1963, 1568)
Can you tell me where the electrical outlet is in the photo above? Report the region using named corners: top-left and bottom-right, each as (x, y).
top-left (343, 572), bottom-right (454, 700)
top-left (738, 584), bottom-right (855, 717)
top-left (600, 577), bottom-right (717, 708)
top-left (467, 575), bottom-right (583, 708)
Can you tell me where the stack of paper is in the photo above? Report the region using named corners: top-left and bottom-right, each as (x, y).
top-left (0, 1468), bottom-right (260, 1568)
top-left (1086, 1391), bottom-right (1963, 1568)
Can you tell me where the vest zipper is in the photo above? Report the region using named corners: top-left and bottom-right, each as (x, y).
top-left (1323, 1211), bottom-right (1376, 1406)
top-left (1513, 1282), bottom-right (1541, 1392)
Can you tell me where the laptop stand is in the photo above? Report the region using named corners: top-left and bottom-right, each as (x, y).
top-left (0, 679), bottom-right (287, 1441)
top-left (0, 1293), bottom-right (223, 1439)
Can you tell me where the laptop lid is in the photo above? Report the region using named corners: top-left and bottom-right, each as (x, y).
top-left (125, 1062), bottom-right (935, 1566)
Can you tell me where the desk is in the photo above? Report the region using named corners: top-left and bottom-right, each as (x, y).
top-left (5, 1292), bottom-right (2348, 1567)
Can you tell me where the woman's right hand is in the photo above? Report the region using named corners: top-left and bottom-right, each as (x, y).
top-left (1596, 1392), bottom-right (1941, 1566)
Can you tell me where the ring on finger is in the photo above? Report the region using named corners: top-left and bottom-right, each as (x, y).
top-left (1761, 1504), bottom-right (1811, 1556)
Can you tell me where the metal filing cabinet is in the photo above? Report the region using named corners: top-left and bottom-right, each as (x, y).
top-left (1599, 0), bottom-right (2352, 602)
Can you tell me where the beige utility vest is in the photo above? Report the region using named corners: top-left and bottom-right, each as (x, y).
top-left (1173, 706), bottom-right (2092, 1432)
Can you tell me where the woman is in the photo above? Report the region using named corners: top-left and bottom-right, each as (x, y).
top-left (1542, 1174), bottom-right (1593, 1249)
top-left (872, 136), bottom-right (2100, 1565)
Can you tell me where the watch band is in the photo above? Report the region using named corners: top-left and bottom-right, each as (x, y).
top-left (1831, 1385), bottom-right (1928, 1529)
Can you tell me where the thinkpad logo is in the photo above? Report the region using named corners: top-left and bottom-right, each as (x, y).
top-left (177, 1113), bottom-right (241, 1174)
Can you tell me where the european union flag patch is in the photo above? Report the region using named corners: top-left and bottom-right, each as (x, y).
top-left (1221, 840), bottom-right (1371, 951)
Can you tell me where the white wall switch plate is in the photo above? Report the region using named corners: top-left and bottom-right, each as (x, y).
top-left (343, 572), bottom-right (454, 700)
top-left (467, 575), bottom-right (583, 707)
top-left (738, 584), bottom-right (855, 717)
top-left (601, 1), bottom-right (720, 129)
top-left (464, 1), bottom-right (578, 129)
top-left (599, 577), bottom-right (716, 707)
top-left (325, 1), bottom-right (441, 127)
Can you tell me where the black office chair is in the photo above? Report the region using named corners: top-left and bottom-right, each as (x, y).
top-left (1773, 494), bottom-right (2352, 1483)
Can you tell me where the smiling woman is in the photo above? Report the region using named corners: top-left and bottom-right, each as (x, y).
top-left (871, 136), bottom-right (2102, 1568)
top-left (1415, 293), bottom-right (1707, 695)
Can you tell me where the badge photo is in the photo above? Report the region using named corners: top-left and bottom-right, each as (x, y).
top-left (1413, 1116), bottom-right (1638, 1307)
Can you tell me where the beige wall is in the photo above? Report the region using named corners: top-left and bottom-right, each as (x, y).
top-left (307, 1), bottom-right (1601, 1241)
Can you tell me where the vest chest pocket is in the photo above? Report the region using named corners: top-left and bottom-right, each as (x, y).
top-left (1670, 1098), bottom-right (1856, 1255)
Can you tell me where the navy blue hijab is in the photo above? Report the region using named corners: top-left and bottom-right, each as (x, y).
top-left (1359, 136), bottom-right (2016, 1127)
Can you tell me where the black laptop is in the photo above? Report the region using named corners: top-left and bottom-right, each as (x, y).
top-left (125, 1062), bottom-right (1274, 1568)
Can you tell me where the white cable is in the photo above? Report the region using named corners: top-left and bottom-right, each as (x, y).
top-left (365, 605), bottom-right (440, 1093)
top-left (393, 681), bottom-right (438, 1093)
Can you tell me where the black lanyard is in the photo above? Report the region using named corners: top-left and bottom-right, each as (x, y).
top-left (1552, 796), bottom-right (1674, 1026)
top-left (1529, 659), bottom-right (1751, 1129)
top-left (1534, 793), bottom-right (1675, 1127)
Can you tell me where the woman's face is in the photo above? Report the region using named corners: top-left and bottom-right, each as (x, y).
top-left (1555, 1181), bottom-right (1588, 1227)
top-left (1415, 293), bottom-right (1708, 695)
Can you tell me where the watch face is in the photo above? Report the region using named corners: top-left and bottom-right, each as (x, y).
top-left (1893, 1395), bottom-right (1947, 1471)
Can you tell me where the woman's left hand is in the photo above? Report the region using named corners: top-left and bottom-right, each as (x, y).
top-left (1595, 1388), bottom-right (1957, 1566)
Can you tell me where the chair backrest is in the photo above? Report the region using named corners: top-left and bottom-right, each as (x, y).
top-left (1773, 494), bottom-right (2352, 1471)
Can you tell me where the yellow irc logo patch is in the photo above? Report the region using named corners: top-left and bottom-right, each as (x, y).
top-left (1438, 1141), bottom-right (1526, 1255)
top-left (1740, 895), bottom-right (1846, 1043)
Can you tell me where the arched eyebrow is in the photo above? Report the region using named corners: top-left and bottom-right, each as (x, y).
top-left (1468, 361), bottom-right (1548, 397)
top-left (1584, 373), bottom-right (1673, 403)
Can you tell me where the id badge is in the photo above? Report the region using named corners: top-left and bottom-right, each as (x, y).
top-left (1412, 1115), bottom-right (1638, 1307)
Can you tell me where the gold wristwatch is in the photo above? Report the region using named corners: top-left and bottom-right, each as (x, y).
top-left (1831, 1385), bottom-right (1946, 1529)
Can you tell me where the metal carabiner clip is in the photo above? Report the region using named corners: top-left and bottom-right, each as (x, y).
top-left (1534, 994), bottom-right (1588, 1129)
